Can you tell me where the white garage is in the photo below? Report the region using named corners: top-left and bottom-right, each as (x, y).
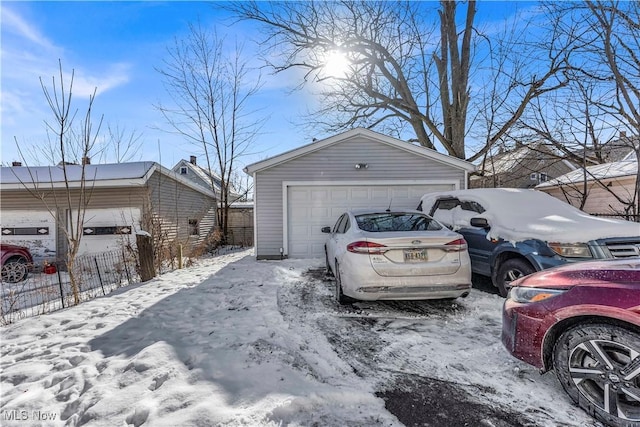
top-left (286, 182), bottom-right (457, 258)
top-left (73, 207), bottom-right (141, 255)
top-left (245, 128), bottom-right (476, 259)
top-left (1, 210), bottom-right (57, 262)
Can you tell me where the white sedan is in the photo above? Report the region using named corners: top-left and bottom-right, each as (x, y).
top-left (323, 209), bottom-right (472, 304)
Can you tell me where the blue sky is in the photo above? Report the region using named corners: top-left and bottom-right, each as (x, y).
top-left (1, 1), bottom-right (318, 169)
top-left (1, 1), bottom-right (536, 170)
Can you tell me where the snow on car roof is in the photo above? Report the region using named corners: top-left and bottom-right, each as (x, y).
top-left (420, 188), bottom-right (640, 243)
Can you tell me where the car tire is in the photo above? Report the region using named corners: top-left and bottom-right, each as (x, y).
top-left (325, 247), bottom-right (333, 277)
top-left (553, 323), bottom-right (640, 427)
top-left (334, 261), bottom-right (354, 305)
top-left (495, 258), bottom-right (535, 297)
top-left (1, 257), bottom-right (29, 283)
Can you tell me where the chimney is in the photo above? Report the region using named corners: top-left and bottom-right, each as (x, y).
top-left (82, 156), bottom-right (91, 165)
top-left (620, 130), bottom-right (627, 138)
top-left (12, 161), bottom-right (22, 167)
top-left (190, 155), bottom-right (197, 165)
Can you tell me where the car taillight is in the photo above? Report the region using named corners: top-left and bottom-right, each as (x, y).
top-left (347, 241), bottom-right (388, 254)
top-left (445, 238), bottom-right (468, 251)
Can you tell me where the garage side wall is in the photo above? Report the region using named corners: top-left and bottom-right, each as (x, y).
top-left (254, 137), bottom-right (467, 259)
top-left (146, 171), bottom-right (217, 252)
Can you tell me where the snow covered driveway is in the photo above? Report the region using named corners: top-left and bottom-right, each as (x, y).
top-left (1, 249), bottom-right (598, 426)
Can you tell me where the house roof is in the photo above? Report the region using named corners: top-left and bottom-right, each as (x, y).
top-left (537, 159), bottom-right (638, 188)
top-left (244, 128), bottom-right (476, 174)
top-left (0, 161), bottom-right (217, 198)
top-left (575, 136), bottom-right (639, 164)
top-left (173, 159), bottom-right (243, 198)
top-left (476, 142), bottom-right (576, 176)
top-left (174, 160), bottom-right (223, 189)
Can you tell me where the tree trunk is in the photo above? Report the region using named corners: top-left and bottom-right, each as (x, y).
top-left (136, 234), bottom-right (156, 282)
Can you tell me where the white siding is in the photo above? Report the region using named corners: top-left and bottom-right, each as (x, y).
top-left (254, 136), bottom-right (468, 259)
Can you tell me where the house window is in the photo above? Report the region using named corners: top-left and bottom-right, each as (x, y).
top-left (188, 219), bottom-right (199, 235)
top-left (180, 166), bottom-right (188, 175)
top-left (539, 172), bottom-right (548, 182)
top-left (530, 173), bottom-right (538, 180)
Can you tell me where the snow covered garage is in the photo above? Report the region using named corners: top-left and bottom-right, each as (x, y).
top-left (245, 128), bottom-right (476, 259)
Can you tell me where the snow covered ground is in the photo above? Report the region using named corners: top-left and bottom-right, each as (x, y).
top-left (1, 249), bottom-right (600, 426)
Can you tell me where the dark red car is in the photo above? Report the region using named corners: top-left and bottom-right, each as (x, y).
top-left (0, 243), bottom-right (33, 283)
top-left (502, 259), bottom-right (640, 427)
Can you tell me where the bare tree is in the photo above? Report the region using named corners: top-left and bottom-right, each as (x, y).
top-left (518, 1), bottom-right (640, 219)
top-left (105, 124), bottom-right (143, 163)
top-left (13, 61), bottom-right (103, 304)
top-left (156, 22), bottom-right (264, 242)
top-left (227, 1), bottom-right (570, 160)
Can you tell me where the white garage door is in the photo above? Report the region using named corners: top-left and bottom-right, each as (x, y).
top-left (71, 208), bottom-right (141, 255)
top-left (287, 183), bottom-right (456, 258)
top-left (1, 210), bottom-right (57, 262)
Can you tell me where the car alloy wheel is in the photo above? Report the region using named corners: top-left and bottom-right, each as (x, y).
top-left (553, 324), bottom-right (640, 426)
top-left (1, 258), bottom-right (29, 283)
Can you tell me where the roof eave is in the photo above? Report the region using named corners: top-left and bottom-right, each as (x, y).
top-left (245, 128), bottom-right (475, 174)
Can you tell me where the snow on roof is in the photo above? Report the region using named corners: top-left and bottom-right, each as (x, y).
top-left (477, 145), bottom-right (531, 175)
top-left (176, 160), bottom-right (223, 187)
top-left (537, 160), bottom-right (638, 188)
top-left (228, 200), bottom-right (254, 208)
top-left (1, 161), bottom-right (217, 198)
top-left (1, 162), bottom-right (156, 184)
top-left (476, 143), bottom-right (575, 176)
top-left (420, 188), bottom-right (640, 243)
top-left (174, 160), bottom-right (243, 196)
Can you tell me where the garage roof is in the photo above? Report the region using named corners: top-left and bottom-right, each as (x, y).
top-left (0, 161), bottom-right (216, 197)
top-left (244, 128), bottom-right (476, 174)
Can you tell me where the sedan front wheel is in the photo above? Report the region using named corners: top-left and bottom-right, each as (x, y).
top-left (553, 323), bottom-right (640, 426)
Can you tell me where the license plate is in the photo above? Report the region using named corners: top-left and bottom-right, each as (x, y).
top-left (403, 249), bottom-right (428, 262)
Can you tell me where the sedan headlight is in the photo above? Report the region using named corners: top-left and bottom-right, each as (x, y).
top-left (547, 242), bottom-right (592, 258)
top-left (509, 287), bottom-right (567, 303)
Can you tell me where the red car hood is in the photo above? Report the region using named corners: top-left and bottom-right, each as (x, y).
top-left (513, 259), bottom-right (640, 288)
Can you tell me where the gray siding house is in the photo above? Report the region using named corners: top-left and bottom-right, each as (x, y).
top-left (1, 162), bottom-right (217, 263)
top-left (244, 128), bottom-right (476, 259)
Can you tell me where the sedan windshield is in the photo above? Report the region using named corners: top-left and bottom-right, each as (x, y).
top-left (355, 213), bottom-right (443, 232)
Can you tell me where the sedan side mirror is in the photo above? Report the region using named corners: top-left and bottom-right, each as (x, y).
top-left (321, 226), bottom-right (331, 234)
top-left (470, 217), bottom-right (490, 229)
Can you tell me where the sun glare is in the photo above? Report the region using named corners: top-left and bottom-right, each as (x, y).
top-left (323, 50), bottom-right (350, 78)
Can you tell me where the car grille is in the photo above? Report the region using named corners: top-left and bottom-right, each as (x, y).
top-left (605, 240), bottom-right (640, 258)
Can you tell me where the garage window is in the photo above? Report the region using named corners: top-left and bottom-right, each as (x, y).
top-left (1, 227), bottom-right (49, 235)
top-left (188, 219), bottom-right (199, 235)
top-left (83, 226), bottom-right (132, 235)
